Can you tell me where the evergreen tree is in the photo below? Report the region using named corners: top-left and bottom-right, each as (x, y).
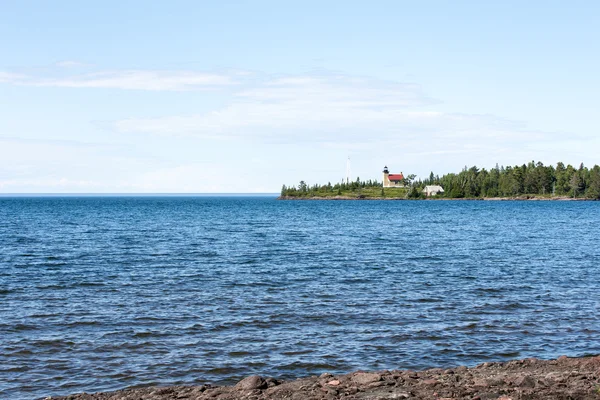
top-left (280, 161), bottom-right (600, 199)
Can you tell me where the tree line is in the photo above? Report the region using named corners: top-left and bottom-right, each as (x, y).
top-left (281, 178), bottom-right (385, 197)
top-left (428, 161), bottom-right (600, 199)
top-left (281, 161), bottom-right (600, 199)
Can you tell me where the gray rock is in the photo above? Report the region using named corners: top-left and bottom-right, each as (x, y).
top-left (235, 375), bottom-right (267, 390)
top-left (513, 375), bottom-right (536, 388)
top-left (352, 372), bottom-right (381, 385)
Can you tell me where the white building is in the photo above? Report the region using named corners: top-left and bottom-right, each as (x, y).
top-left (423, 185), bottom-right (444, 197)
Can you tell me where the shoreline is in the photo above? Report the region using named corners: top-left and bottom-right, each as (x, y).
top-left (48, 355), bottom-right (600, 399)
top-left (277, 195), bottom-right (594, 201)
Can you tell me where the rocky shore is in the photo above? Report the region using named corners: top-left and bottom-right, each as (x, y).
top-left (277, 195), bottom-right (591, 201)
top-left (48, 355), bottom-right (600, 400)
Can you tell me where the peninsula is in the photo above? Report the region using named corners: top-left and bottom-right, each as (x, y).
top-left (279, 161), bottom-right (600, 200)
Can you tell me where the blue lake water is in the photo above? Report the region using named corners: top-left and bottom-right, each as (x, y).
top-left (1, 196), bottom-right (600, 399)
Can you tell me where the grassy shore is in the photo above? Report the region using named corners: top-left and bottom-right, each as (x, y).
top-left (279, 187), bottom-right (409, 199)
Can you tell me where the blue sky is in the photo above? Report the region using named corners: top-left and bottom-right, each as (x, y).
top-left (1, 0), bottom-right (598, 192)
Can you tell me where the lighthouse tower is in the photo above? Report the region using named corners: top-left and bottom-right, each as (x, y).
top-left (383, 166), bottom-right (390, 187)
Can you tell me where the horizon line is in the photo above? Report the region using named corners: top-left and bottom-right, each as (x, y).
top-left (0, 192), bottom-right (279, 196)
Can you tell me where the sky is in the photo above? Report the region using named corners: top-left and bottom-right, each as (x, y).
top-left (1, 0), bottom-right (599, 193)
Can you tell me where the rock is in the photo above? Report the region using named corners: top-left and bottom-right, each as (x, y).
top-left (513, 375), bottom-right (536, 388)
top-left (190, 386), bottom-right (208, 396)
top-left (345, 386), bottom-right (358, 395)
top-left (204, 388), bottom-right (225, 398)
top-left (545, 372), bottom-right (564, 382)
top-left (487, 377), bottom-right (506, 386)
top-left (235, 375), bottom-right (267, 390)
top-left (264, 378), bottom-right (314, 396)
top-left (264, 377), bottom-right (280, 387)
top-left (319, 372), bottom-right (333, 379)
top-left (473, 378), bottom-right (489, 387)
top-left (367, 381), bottom-right (387, 388)
top-left (351, 372), bottom-right (381, 385)
top-left (327, 380), bottom-right (340, 386)
top-left (152, 388), bottom-right (175, 395)
top-left (558, 355), bottom-right (568, 361)
top-left (423, 378), bottom-right (439, 386)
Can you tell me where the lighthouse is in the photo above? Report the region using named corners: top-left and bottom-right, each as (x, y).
top-left (382, 166), bottom-right (390, 187)
top-left (382, 166), bottom-right (405, 188)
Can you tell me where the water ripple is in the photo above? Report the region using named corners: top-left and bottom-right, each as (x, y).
top-left (1, 197), bottom-right (599, 399)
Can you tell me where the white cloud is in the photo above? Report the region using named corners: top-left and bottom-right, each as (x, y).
top-left (113, 72), bottom-right (552, 153)
top-left (55, 60), bottom-right (91, 68)
top-left (34, 70), bottom-right (235, 91)
top-left (1, 68), bottom-right (587, 192)
top-left (0, 69), bottom-right (235, 91)
top-left (114, 73), bottom-right (437, 136)
top-left (0, 177), bottom-right (102, 191)
top-left (0, 71), bottom-right (27, 83)
top-left (0, 136), bottom-right (269, 193)
top-left (127, 163), bottom-right (270, 193)
top-left (0, 137), bottom-right (144, 192)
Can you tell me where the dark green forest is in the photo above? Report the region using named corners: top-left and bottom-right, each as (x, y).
top-left (280, 161), bottom-right (600, 199)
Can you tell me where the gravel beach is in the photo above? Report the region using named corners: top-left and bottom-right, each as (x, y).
top-left (47, 355), bottom-right (600, 400)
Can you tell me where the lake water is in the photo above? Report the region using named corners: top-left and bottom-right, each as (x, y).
top-left (1, 196), bottom-right (599, 399)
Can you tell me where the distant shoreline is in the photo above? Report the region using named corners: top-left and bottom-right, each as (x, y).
top-left (278, 195), bottom-right (595, 201)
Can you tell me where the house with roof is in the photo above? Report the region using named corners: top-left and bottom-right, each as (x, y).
top-left (423, 185), bottom-right (445, 197)
top-left (382, 166), bottom-right (404, 188)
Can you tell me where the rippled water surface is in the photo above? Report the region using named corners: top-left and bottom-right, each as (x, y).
top-left (1, 196), bottom-right (600, 399)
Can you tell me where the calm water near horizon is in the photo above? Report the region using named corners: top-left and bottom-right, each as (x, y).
top-left (1, 196), bottom-right (599, 399)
